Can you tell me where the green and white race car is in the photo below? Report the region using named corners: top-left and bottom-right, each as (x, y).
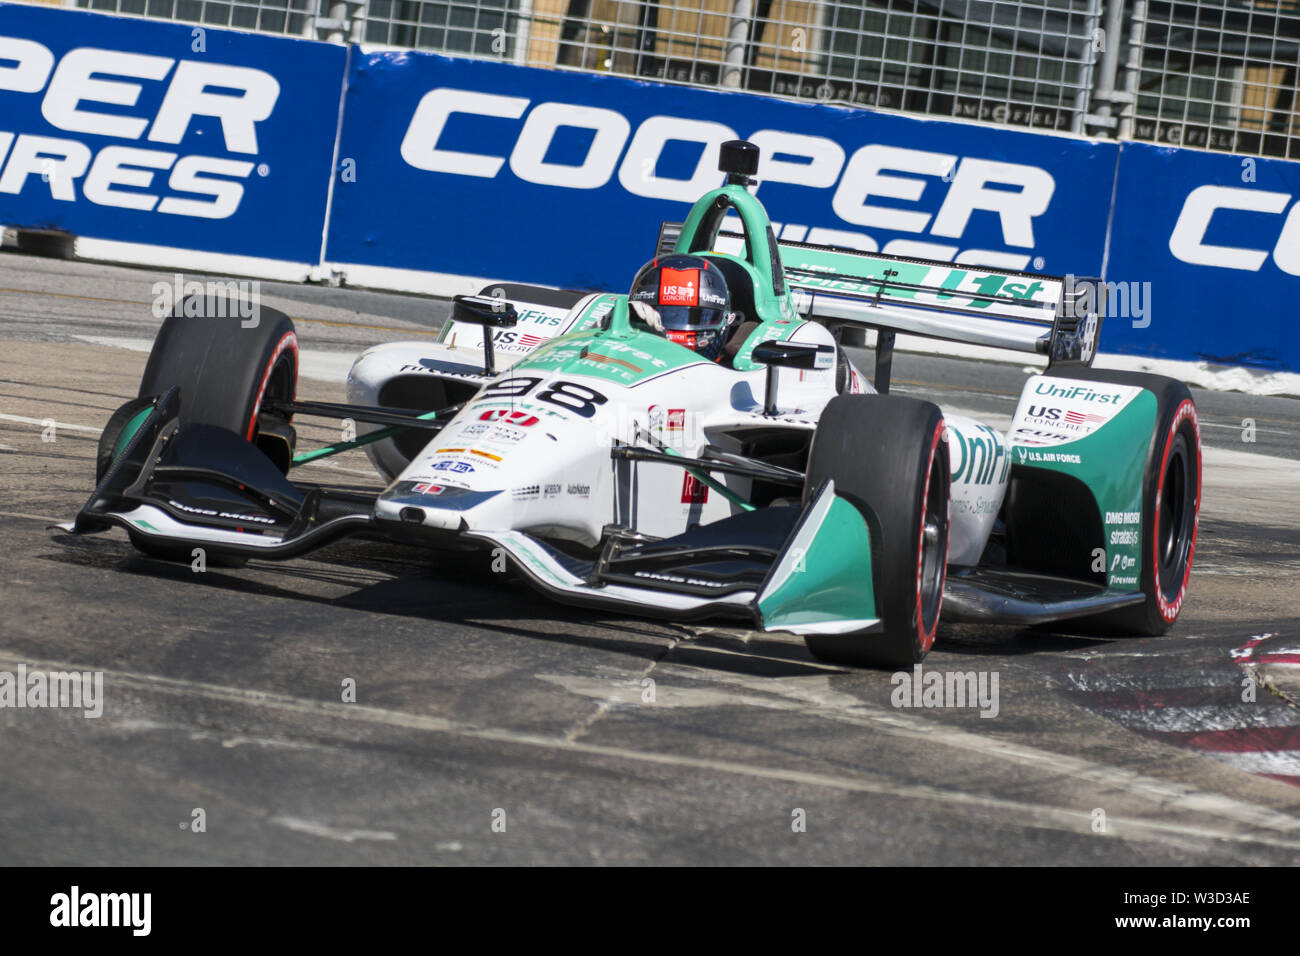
top-left (68, 140), bottom-right (1201, 668)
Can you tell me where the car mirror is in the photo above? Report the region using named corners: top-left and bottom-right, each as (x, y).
top-left (752, 341), bottom-right (834, 371)
top-left (751, 341), bottom-right (835, 416)
top-left (452, 295), bottom-right (519, 376)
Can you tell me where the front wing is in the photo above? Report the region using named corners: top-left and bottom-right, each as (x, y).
top-left (63, 389), bottom-right (882, 640)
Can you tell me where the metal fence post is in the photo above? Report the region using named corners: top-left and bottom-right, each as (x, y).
top-left (1117, 0), bottom-right (1146, 140)
top-left (311, 0), bottom-right (366, 43)
top-left (1085, 0), bottom-right (1129, 137)
top-left (723, 0), bottom-right (755, 89)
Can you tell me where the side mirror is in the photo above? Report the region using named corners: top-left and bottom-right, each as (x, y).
top-left (452, 294), bottom-right (519, 375)
top-left (751, 341), bottom-right (835, 416)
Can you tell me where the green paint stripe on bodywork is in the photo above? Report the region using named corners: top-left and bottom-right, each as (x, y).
top-left (674, 184), bottom-right (798, 323)
top-left (291, 410), bottom-right (440, 466)
top-left (112, 405), bottom-right (155, 463)
top-left (654, 442), bottom-right (754, 513)
top-left (512, 297), bottom-right (704, 386)
top-left (1009, 390), bottom-right (1157, 591)
top-left (758, 494), bottom-right (876, 630)
top-left (776, 244), bottom-right (1054, 312)
top-left (567, 293), bottom-right (618, 333)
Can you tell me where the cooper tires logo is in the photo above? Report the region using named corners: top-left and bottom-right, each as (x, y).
top-left (0, 38), bottom-right (279, 218)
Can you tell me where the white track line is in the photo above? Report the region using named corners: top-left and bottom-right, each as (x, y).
top-left (71, 334), bottom-right (357, 384)
top-left (1107, 705), bottom-right (1300, 733)
top-left (1065, 672), bottom-right (1242, 692)
top-left (5, 650), bottom-right (1294, 851)
top-left (681, 662), bottom-right (1300, 834)
top-left (0, 413), bottom-right (101, 434)
top-left (1205, 751), bottom-right (1300, 776)
top-left (270, 817), bottom-right (397, 843)
top-left (0, 510), bottom-right (67, 524)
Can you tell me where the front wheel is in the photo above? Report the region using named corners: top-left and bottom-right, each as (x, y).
top-left (137, 294), bottom-right (299, 472)
top-left (99, 293), bottom-right (299, 565)
top-left (802, 394), bottom-right (950, 668)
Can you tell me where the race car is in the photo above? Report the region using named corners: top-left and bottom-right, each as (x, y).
top-left (64, 140), bottom-right (1201, 667)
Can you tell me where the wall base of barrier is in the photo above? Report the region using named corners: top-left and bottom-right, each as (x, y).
top-left (323, 261), bottom-right (498, 300)
top-left (874, 332), bottom-right (1300, 399)
top-left (72, 239), bottom-right (319, 285)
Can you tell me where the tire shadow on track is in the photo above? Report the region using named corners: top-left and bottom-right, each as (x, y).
top-left (39, 531), bottom-right (833, 679)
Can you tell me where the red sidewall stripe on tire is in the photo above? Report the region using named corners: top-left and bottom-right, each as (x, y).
top-left (1154, 399), bottom-right (1200, 623)
top-left (915, 419), bottom-right (948, 653)
top-left (247, 332), bottom-right (299, 442)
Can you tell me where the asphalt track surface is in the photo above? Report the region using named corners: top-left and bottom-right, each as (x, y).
top-left (1, 250), bottom-right (1298, 865)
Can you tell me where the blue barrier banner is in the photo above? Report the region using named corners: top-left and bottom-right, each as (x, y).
top-left (1107, 142), bottom-right (1300, 371)
top-left (0, 3), bottom-right (345, 264)
top-left (326, 52), bottom-right (1117, 293)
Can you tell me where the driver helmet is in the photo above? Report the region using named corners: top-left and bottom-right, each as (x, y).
top-left (628, 254), bottom-right (738, 362)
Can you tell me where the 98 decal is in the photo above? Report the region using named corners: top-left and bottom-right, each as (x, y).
top-left (480, 377), bottom-right (608, 419)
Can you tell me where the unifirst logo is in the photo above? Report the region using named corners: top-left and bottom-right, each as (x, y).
top-left (0, 37), bottom-right (280, 218)
top-left (1033, 382), bottom-right (1123, 404)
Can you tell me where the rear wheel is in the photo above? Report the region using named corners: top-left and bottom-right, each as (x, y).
top-left (802, 395), bottom-right (950, 667)
top-left (1046, 367), bottom-right (1201, 634)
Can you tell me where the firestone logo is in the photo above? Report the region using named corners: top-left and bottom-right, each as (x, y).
top-left (0, 36), bottom-right (279, 218)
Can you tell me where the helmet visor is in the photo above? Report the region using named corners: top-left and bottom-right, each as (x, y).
top-left (657, 305), bottom-right (728, 333)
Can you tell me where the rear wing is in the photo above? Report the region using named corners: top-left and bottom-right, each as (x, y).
top-left (661, 220), bottom-right (1103, 390)
top-left (777, 239), bottom-right (1104, 385)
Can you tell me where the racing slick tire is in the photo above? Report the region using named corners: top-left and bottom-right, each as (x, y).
top-left (802, 394), bottom-right (950, 668)
top-left (1048, 366), bottom-right (1201, 636)
top-left (137, 295), bottom-right (299, 472)
top-left (99, 294), bottom-right (298, 564)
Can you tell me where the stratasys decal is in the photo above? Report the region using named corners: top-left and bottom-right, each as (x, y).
top-left (395, 363), bottom-right (492, 380)
top-left (1009, 376), bottom-right (1145, 448)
